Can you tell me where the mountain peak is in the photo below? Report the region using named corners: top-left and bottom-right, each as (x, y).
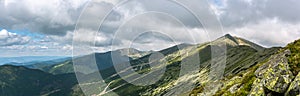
top-left (211, 34), bottom-right (239, 46)
top-left (224, 34), bottom-right (238, 43)
top-left (224, 34), bottom-right (239, 44)
top-left (224, 34), bottom-right (233, 38)
top-left (211, 34), bottom-right (264, 51)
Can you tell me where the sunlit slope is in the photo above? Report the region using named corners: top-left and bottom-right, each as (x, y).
top-left (76, 34), bottom-right (278, 96)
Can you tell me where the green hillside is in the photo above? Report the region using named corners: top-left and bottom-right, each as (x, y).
top-left (0, 34), bottom-right (299, 96)
top-left (0, 65), bottom-right (78, 96)
top-left (73, 34), bottom-right (281, 96)
top-left (95, 45), bottom-right (279, 96)
top-left (189, 38), bottom-right (300, 95)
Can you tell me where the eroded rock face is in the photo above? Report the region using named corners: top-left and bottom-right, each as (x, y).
top-left (252, 50), bottom-right (294, 94)
top-left (286, 72), bottom-right (300, 96)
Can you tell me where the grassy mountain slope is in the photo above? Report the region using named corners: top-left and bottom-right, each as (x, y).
top-left (74, 34), bottom-right (280, 96)
top-left (97, 47), bottom-right (279, 96)
top-left (189, 39), bottom-right (300, 95)
top-left (37, 48), bottom-right (151, 75)
top-left (0, 65), bottom-right (78, 96)
top-left (1, 34), bottom-right (298, 96)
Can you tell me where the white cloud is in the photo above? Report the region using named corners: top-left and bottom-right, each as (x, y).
top-left (208, 0), bottom-right (300, 47)
top-left (2, 0), bottom-right (300, 57)
top-left (3, 45), bottom-right (25, 50)
top-left (0, 29), bottom-right (31, 46)
top-left (67, 0), bottom-right (227, 53)
top-left (62, 44), bottom-right (73, 50)
top-left (40, 46), bottom-right (48, 49)
top-left (51, 28), bottom-right (119, 47)
top-left (1, 0), bottom-right (89, 35)
top-left (215, 0), bottom-right (300, 27)
top-left (228, 18), bottom-right (300, 47)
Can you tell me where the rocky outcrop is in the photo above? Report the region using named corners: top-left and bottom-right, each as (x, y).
top-left (249, 79), bottom-right (265, 96)
top-left (250, 50), bottom-right (295, 95)
top-left (285, 72), bottom-right (300, 96)
top-left (189, 38), bottom-right (300, 96)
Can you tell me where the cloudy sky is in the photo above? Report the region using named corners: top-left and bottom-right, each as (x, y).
top-left (0, 0), bottom-right (300, 57)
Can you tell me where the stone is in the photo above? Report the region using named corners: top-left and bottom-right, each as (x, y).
top-left (285, 72), bottom-right (300, 96)
top-left (254, 50), bottom-right (294, 93)
top-left (248, 79), bottom-right (265, 96)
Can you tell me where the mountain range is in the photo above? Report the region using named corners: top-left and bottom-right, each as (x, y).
top-left (0, 56), bottom-right (70, 65)
top-left (0, 34), bottom-right (299, 96)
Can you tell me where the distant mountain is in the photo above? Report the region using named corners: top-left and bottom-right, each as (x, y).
top-left (211, 34), bottom-right (264, 51)
top-left (36, 48), bottom-right (151, 75)
top-left (24, 57), bottom-right (71, 68)
top-left (0, 56), bottom-right (69, 65)
top-left (116, 48), bottom-right (151, 59)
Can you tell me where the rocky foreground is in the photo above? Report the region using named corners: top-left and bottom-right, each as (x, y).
top-left (190, 39), bottom-right (300, 96)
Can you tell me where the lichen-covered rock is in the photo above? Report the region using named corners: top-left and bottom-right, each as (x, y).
top-left (229, 84), bottom-right (240, 94)
top-left (285, 72), bottom-right (300, 96)
top-left (254, 50), bottom-right (294, 93)
top-left (199, 81), bottom-right (223, 96)
top-left (248, 79), bottom-right (265, 96)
